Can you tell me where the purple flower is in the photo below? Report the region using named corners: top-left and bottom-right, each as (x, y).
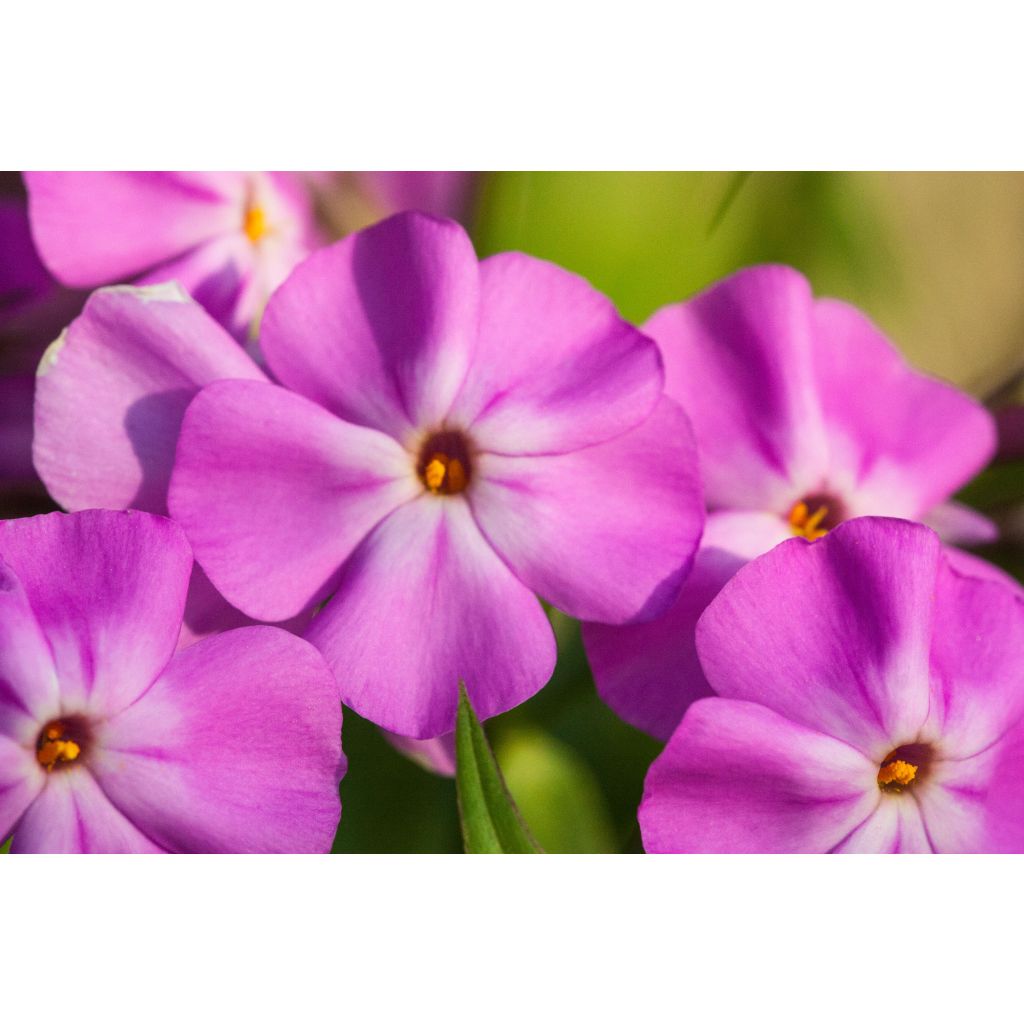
top-left (24, 172), bottom-right (318, 341)
top-left (165, 212), bottom-right (704, 738)
top-left (584, 264), bottom-right (998, 740)
top-left (0, 509), bottom-right (343, 853)
top-left (641, 518), bottom-right (1024, 853)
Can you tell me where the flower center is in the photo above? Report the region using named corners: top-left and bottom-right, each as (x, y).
top-left (787, 493), bottom-right (846, 540)
top-left (243, 203), bottom-right (269, 243)
top-left (417, 430), bottom-right (473, 496)
top-left (36, 717), bottom-right (89, 772)
top-left (877, 743), bottom-right (932, 793)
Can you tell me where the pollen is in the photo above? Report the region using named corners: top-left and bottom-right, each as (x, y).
top-left (788, 500), bottom-right (830, 541)
top-left (423, 453), bottom-right (468, 495)
top-left (36, 721), bottom-right (83, 771)
top-left (243, 204), bottom-right (269, 243)
top-left (877, 758), bottom-right (918, 791)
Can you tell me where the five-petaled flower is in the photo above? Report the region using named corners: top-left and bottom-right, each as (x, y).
top-left (584, 264), bottom-right (999, 740)
top-left (0, 509), bottom-right (344, 853)
top-left (24, 172), bottom-right (318, 342)
top-left (641, 518), bottom-right (1024, 853)
top-left (165, 211), bottom-right (705, 738)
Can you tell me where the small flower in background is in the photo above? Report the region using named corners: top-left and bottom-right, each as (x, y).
top-left (584, 264), bottom-right (999, 740)
top-left (24, 172), bottom-right (320, 343)
top-left (165, 211), bottom-right (704, 738)
top-left (0, 509), bottom-right (343, 853)
top-left (641, 518), bottom-right (1024, 853)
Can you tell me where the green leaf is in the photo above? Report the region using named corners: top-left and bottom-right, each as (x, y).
top-left (1, 837), bottom-right (10, 854)
top-left (455, 683), bottom-right (542, 854)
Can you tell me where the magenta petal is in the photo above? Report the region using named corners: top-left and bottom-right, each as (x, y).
top-left (696, 518), bottom-right (940, 757)
top-left (922, 562), bottom-right (1024, 758)
top-left (360, 171), bottom-right (477, 221)
top-left (584, 509), bottom-right (793, 739)
top-left (25, 172), bottom-right (241, 287)
top-left (647, 264), bottom-right (829, 510)
top-left (922, 501), bottom-right (998, 546)
top-left (305, 497), bottom-right (556, 738)
top-left (828, 798), bottom-right (932, 853)
top-left (449, 252), bottom-right (663, 455)
top-left (169, 379), bottom-right (418, 621)
top-left (0, 510), bottom-right (191, 716)
top-left (33, 284), bottom-right (264, 515)
top-left (811, 298), bottom-right (996, 518)
top-left (584, 548), bottom-right (741, 741)
top-left (382, 731), bottom-right (457, 776)
top-left (11, 770), bottom-right (164, 853)
top-left (0, 737), bottom-right (44, 842)
top-left (640, 698), bottom-right (878, 853)
top-left (0, 556), bottom-right (59, 742)
top-left (93, 627), bottom-right (343, 853)
top-left (982, 720), bottom-right (1024, 852)
top-left (260, 212), bottom-right (479, 441)
top-left (470, 397), bottom-right (703, 624)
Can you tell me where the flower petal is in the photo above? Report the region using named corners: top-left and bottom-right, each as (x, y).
top-left (448, 252), bottom-right (663, 455)
top-left (169, 379), bottom-right (419, 621)
top-left (382, 731), bottom-right (457, 776)
top-left (640, 698), bottom-right (878, 853)
top-left (24, 172), bottom-right (242, 287)
top-left (11, 769), bottom-right (164, 853)
top-left (921, 500), bottom-right (998, 546)
top-left (33, 284), bottom-right (264, 515)
top-left (305, 497), bottom-right (556, 738)
top-left (584, 510), bottom-right (793, 740)
top-left (0, 736), bottom-right (44, 842)
top-left (260, 212), bottom-right (478, 441)
top-left (470, 397), bottom-right (703, 624)
top-left (829, 796), bottom-right (933, 853)
top-left (92, 627), bottom-right (343, 853)
top-left (646, 264), bottom-right (829, 510)
top-left (0, 555), bottom-right (59, 742)
top-left (0, 510), bottom-right (191, 717)
top-left (696, 518), bottom-right (940, 758)
top-left (921, 560), bottom-right (1024, 759)
top-left (811, 298), bottom-right (996, 518)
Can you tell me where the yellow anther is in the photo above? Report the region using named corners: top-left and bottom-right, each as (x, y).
top-left (877, 759), bottom-right (918, 790)
top-left (243, 204), bottom-right (269, 243)
top-left (424, 456), bottom-right (449, 493)
top-left (788, 500), bottom-right (830, 540)
top-left (36, 720), bottom-right (84, 772)
top-left (423, 453), bottom-right (467, 495)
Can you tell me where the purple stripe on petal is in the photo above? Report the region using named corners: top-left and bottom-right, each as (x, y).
top-left (471, 397), bottom-right (703, 625)
top-left (93, 627), bottom-right (343, 854)
top-left (0, 510), bottom-right (191, 717)
top-left (169, 379), bottom-right (419, 622)
top-left (260, 212), bottom-right (479, 441)
top-left (11, 769), bottom-right (165, 853)
top-left (449, 252), bottom-right (663, 456)
top-left (640, 698), bottom-right (878, 853)
top-left (696, 518), bottom-right (940, 758)
top-left (305, 497), bottom-right (556, 739)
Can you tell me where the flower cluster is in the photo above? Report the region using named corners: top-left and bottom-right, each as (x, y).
top-left (2, 171), bottom-right (1022, 852)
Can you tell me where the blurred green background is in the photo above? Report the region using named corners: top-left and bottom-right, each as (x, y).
top-left (334, 172), bottom-right (1024, 853)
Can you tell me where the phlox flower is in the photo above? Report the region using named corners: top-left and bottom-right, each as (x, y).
top-left (584, 264), bottom-right (998, 740)
top-left (641, 518), bottom-right (1024, 854)
top-left (166, 211), bottom-right (704, 738)
top-left (0, 509), bottom-right (343, 853)
top-left (24, 172), bottom-right (318, 341)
